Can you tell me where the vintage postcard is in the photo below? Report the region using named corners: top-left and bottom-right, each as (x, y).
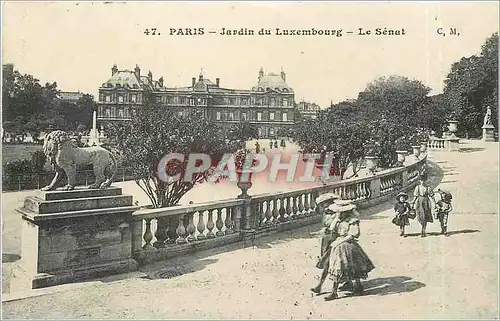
top-left (1, 1), bottom-right (499, 319)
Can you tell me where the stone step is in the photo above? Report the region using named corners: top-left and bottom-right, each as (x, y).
top-left (37, 187), bottom-right (123, 201)
top-left (23, 195), bottom-right (133, 214)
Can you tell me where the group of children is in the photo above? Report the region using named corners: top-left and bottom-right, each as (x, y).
top-left (392, 188), bottom-right (454, 237)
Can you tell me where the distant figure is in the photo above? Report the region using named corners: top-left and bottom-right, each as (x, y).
top-left (435, 189), bottom-right (453, 236)
top-left (392, 192), bottom-right (412, 237)
top-left (255, 141), bottom-right (260, 154)
top-left (274, 141), bottom-right (278, 148)
top-left (269, 141), bottom-right (273, 150)
top-left (280, 139), bottom-right (286, 148)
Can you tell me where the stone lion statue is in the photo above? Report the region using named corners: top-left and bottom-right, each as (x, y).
top-left (41, 130), bottom-right (120, 191)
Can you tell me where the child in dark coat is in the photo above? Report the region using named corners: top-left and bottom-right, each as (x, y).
top-left (435, 189), bottom-right (453, 236)
top-left (392, 192), bottom-right (412, 237)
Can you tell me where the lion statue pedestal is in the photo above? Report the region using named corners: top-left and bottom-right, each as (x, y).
top-left (41, 130), bottom-right (120, 191)
top-left (14, 186), bottom-right (140, 289)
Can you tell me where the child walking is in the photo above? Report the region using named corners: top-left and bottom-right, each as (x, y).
top-left (392, 192), bottom-right (412, 237)
top-left (435, 189), bottom-right (453, 236)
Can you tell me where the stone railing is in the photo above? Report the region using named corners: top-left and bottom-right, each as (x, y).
top-left (131, 155), bottom-right (427, 264)
top-left (427, 136), bottom-right (460, 151)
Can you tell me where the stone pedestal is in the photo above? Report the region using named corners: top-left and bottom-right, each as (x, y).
top-left (15, 187), bottom-right (139, 289)
top-left (482, 124), bottom-right (495, 142)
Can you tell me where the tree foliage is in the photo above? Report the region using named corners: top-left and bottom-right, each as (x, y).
top-left (2, 70), bottom-right (95, 139)
top-left (443, 32), bottom-right (498, 137)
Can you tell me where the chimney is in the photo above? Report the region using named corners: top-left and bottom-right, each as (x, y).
top-left (199, 72), bottom-right (203, 81)
top-left (148, 70), bottom-right (153, 83)
top-left (259, 67), bottom-right (264, 80)
top-left (281, 68), bottom-right (286, 82)
top-left (192, 77), bottom-right (196, 87)
top-left (158, 77), bottom-right (164, 87)
top-left (112, 64), bottom-right (118, 76)
top-left (216, 78), bottom-right (220, 87)
top-left (134, 64), bottom-right (140, 79)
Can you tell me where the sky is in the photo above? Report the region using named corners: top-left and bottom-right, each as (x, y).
top-left (2, 1), bottom-right (499, 108)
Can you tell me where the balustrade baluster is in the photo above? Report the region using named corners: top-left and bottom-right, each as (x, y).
top-left (153, 218), bottom-right (167, 248)
top-left (286, 196), bottom-right (292, 218)
top-left (165, 217), bottom-right (178, 244)
top-left (206, 210), bottom-right (215, 238)
top-left (186, 212), bottom-right (196, 242)
top-left (297, 195), bottom-right (305, 216)
top-left (197, 211), bottom-right (206, 240)
top-left (365, 182), bottom-right (371, 199)
top-left (356, 184), bottom-right (362, 200)
top-left (257, 201), bottom-right (265, 226)
top-left (265, 200), bottom-right (273, 224)
top-left (279, 198), bottom-right (287, 221)
top-left (303, 194), bottom-right (311, 216)
top-left (310, 192), bottom-right (317, 214)
top-left (216, 208), bottom-right (225, 236)
top-left (292, 196), bottom-right (298, 218)
top-left (143, 219), bottom-right (154, 249)
top-left (175, 215), bottom-right (187, 244)
top-left (225, 207), bottom-right (234, 234)
top-left (272, 198), bottom-right (279, 223)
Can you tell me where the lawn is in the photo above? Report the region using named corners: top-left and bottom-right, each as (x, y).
top-left (2, 144), bottom-right (42, 164)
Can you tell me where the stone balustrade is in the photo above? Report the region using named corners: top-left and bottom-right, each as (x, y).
top-left (427, 136), bottom-right (460, 151)
top-left (131, 155), bottom-right (427, 264)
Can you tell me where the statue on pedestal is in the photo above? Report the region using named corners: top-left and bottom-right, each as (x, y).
top-left (483, 106), bottom-right (492, 127)
top-left (41, 130), bottom-right (120, 191)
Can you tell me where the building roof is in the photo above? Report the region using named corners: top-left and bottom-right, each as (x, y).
top-left (103, 71), bottom-right (142, 89)
top-left (297, 101), bottom-right (321, 111)
top-left (253, 72), bottom-right (293, 93)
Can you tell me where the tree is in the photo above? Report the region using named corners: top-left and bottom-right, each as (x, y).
top-left (291, 101), bottom-right (366, 179)
top-left (443, 32), bottom-right (498, 137)
top-left (107, 92), bottom-right (248, 208)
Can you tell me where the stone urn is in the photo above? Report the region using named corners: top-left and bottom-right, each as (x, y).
top-left (395, 150), bottom-right (407, 166)
top-left (364, 156), bottom-right (379, 174)
top-left (420, 141), bottom-right (428, 153)
top-left (412, 145), bottom-right (421, 158)
top-left (236, 170), bottom-right (253, 198)
top-left (448, 120), bottom-right (459, 137)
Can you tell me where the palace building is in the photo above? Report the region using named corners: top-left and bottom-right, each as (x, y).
top-left (97, 65), bottom-right (296, 138)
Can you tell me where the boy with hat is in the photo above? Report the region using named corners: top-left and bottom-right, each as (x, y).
top-left (392, 192), bottom-right (412, 237)
top-left (435, 189), bottom-right (453, 236)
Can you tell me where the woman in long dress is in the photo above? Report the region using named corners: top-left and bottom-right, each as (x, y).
top-left (323, 200), bottom-right (375, 301)
top-left (411, 174), bottom-right (436, 237)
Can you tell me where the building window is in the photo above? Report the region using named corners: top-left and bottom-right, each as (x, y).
top-left (118, 95), bottom-right (124, 103)
top-left (269, 128), bottom-right (274, 136)
top-left (283, 99), bottom-right (288, 107)
top-left (282, 113), bottom-right (288, 121)
top-left (131, 94), bottom-right (137, 103)
top-left (269, 112), bottom-right (275, 120)
top-left (105, 108), bottom-right (111, 117)
top-left (257, 112), bottom-right (262, 121)
top-left (179, 97), bottom-right (186, 104)
top-left (216, 112), bottom-right (221, 120)
top-left (241, 112), bottom-right (247, 121)
top-left (229, 112), bottom-right (234, 120)
top-left (105, 95), bottom-right (111, 102)
top-left (118, 109), bottom-right (124, 118)
top-left (270, 98), bottom-right (275, 106)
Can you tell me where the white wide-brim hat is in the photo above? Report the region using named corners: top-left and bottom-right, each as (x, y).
top-left (315, 192), bottom-right (341, 205)
top-left (328, 200), bottom-right (356, 212)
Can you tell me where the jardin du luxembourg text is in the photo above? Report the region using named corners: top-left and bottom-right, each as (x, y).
top-left (143, 27), bottom-right (462, 37)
